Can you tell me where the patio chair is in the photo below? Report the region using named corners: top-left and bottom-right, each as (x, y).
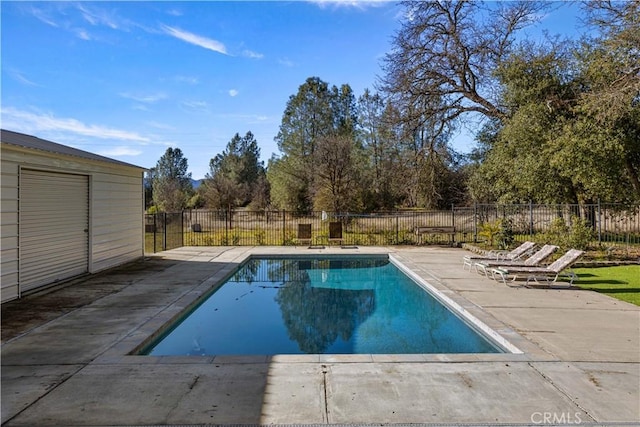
top-left (491, 249), bottom-right (585, 288)
top-left (329, 221), bottom-right (343, 245)
top-left (297, 224), bottom-right (312, 246)
top-left (462, 241), bottom-right (536, 270)
top-left (474, 244), bottom-right (559, 276)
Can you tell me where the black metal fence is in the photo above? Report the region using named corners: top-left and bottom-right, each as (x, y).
top-left (144, 204), bottom-right (640, 253)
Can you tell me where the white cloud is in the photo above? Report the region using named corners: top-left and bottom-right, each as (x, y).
top-left (75, 28), bottom-right (92, 40)
top-left (119, 92), bottom-right (168, 103)
top-left (214, 113), bottom-right (275, 124)
top-left (0, 107), bottom-right (149, 142)
top-left (8, 69), bottom-right (38, 86)
top-left (228, 89), bottom-right (239, 97)
top-left (309, 0), bottom-right (388, 10)
top-left (97, 146), bottom-right (143, 156)
top-left (27, 3), bottom-right (131, 42)
top-left (76, 3), bottom-right (120, 30)
top-left (146, 121), bottom-right (176, 131)
top-left (28, 6), bottom-right (59, 27)
top-left (243, 49), bottom-right (264, 59)
top-left (278, 57), bottom-right (296, 67)
top-left (174, 75), bottom-right (199, 85)
top-left (166, 8), bottom-right (183, 17)
top-left (161, 24), bottom-right (228, 55)
top-left (180, 100), bottom-right (209, 113)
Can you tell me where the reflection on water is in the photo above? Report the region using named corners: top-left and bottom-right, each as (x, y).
top-left (276, 285), bottom-right (375, 353)
top-left (144, 256), bottom-right (501, 355)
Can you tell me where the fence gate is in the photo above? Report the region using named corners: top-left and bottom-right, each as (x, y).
top-left (145, 212), bottom-right (184, 252)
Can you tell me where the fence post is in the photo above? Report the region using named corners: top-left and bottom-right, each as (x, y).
top-left (225, 209), bottom-right (229, 245)
top-left (163, 212), bottom-right (167, 251)
top-left (473, 202), bottom-right (478, 243)
top-left (282, 210), bottom-right (286, 245)
top-left (450, 204), bottom-right (454, 244)
top-left (153, 213), bottom-right (157, 253)
top-left (529, 200), bottom-right (534, 238)
top-left (597, 199), bottom-right (602, 244)
top-left (395, 214), bottom-right (399, 244)
top-left (181, 211), bottom-right (185, 247)
top-left (451, 203), bottom-right (455, 225)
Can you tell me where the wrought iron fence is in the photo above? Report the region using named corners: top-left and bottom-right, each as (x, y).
top-left (144, 204), bottom-right (640, 253)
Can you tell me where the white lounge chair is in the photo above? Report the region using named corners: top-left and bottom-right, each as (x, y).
top-left (462, 241), bottom-right (536, 270)
top-left (491, 249), bottom-right (585, 287)
top-left (474, 244), bottom-right (558, 276)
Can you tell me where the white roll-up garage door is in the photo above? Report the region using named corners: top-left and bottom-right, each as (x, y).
top-left (19, 169), bottom-right (89, 293)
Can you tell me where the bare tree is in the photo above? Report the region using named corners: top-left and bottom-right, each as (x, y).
top-left (580, 0), bottom-right (640, 121)
top-left (381, 0), bottom-right (550, 125)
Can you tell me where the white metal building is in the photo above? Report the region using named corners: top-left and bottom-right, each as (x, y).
top-left (1, 129), bottom-right (146, 303)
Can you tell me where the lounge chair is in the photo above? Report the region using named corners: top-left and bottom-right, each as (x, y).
top-left (474, 244), bottom-right (558, 276)
top-left (491, 249), bottom-right (585, 287)
top-left (462, 241), bottom-right (536, 270)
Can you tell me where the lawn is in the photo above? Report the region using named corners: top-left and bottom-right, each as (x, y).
top-left (573, 265), bottom-right (640, 306)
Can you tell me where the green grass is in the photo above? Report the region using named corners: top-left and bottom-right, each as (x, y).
top-left (573, 265), bottom-right (640, 306)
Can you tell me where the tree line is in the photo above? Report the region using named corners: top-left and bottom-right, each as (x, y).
top-left (147, 0), bottom-right (639, 214)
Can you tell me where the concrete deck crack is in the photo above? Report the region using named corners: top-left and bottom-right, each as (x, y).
top-left (1, 363), bottom-right (87, 426)
top-left (528, 361), bottom-right (598, 423)
top-left (164, 374), bottom-right (201, 423)
top-left (321, 364), bottom-right (330, 423)
top-left (188, 374), bottom-right (200, 390)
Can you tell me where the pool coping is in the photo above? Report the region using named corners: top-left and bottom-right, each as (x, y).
top-left (97, 247), bottom-right (554, 365)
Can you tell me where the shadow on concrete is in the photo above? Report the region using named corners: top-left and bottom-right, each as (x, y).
top-left (1, 257), bottom-right (176, 343)
top-left (1, 253), bottom-right (273, 425)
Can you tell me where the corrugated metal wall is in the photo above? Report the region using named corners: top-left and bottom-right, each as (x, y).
top-left (91, 172), bottom-right (144, 271)
top-left (1, 159), bottom-right (20, 301)
top-left (1, 140), bottom-right (144, 303)
top-left (19, 170), bottom-right (89, 292)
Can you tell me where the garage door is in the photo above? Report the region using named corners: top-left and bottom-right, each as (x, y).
top-left (19, 169), bottom-right (89, 293)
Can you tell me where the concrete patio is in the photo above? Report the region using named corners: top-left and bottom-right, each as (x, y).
top-left (2, 246), bottom-right (639, 426)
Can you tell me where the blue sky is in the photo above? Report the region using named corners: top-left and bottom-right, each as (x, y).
top-left (2, 1), bottom-right (584, 179)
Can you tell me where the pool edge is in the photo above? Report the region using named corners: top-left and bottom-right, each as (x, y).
top-left (108, 248), bottom-right (550, 365)
top-left (389, 254), bottom-right (524, 355)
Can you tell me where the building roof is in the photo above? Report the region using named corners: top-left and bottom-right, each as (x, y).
top-left (1, 129), bottom-right (145, 170)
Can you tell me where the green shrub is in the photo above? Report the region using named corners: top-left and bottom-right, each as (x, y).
top-left (542, 216), bottom-right (594, 250)
top-left (496, 218), bottom-right (515, 249)
top-left (478, 220), bottom-right (502, 247)
top-left (567, 216), bottom-right (594, 250)
top-left (255, 228), bottom-right (266, 245)
top-left (367, 233), bottom-right (378, 246)
top-left (542, 217), bottom-right (569, 247)
top-left (282, 230), bottom-right (297, 246)
top-left (382, 229), bottom-right (395, 245)
top-left (397, 230), bottom-right (414, 245)
top-left (201, 234), bottom-right (219, 246)
top-left (231, 233), bottom-right (240, 245)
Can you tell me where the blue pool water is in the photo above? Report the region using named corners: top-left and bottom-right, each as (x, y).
top-left (142, 256), bottom-right (502, 355)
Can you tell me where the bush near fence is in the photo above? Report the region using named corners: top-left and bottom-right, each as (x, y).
top-left (144, 204), bottom-right (640, 254)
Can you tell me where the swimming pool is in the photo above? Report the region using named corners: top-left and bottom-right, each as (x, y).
top-left (141, 255), bottom-right (504, 356)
